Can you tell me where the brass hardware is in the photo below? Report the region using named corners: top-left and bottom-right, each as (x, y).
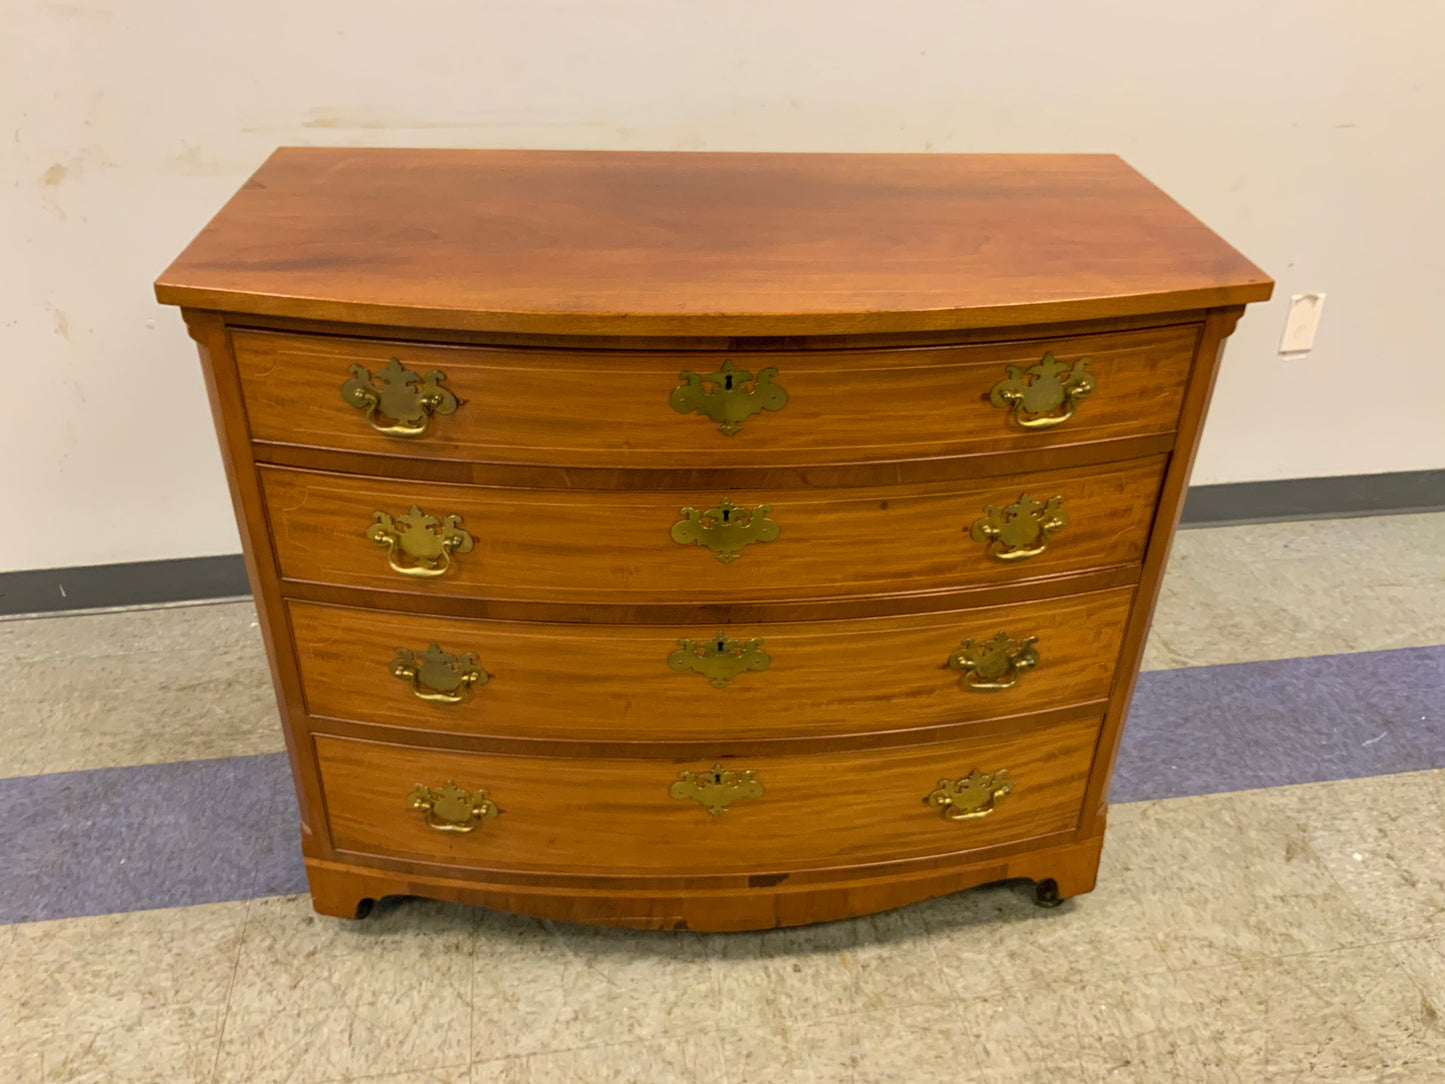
top-left (969, 493), bottom-right (1067, 561)
top-left (670, 764), bottom-right (764, 814)
top-left (340, 358), bottom-right (458, 437)
top-left (391, 643), bottom-right (489, 703)
top-left (670, 359), bottom-right (788, 435)
top-left (948, 632), bottom-right (1039, 691)
top-left (989, 352), bottom-right (1095, 429)
top-left (927, 769), bottom-right (1013, 821)
top-left (406, 781), bottom-right (498, 833)
top-left (671, 498), bottom-right (779, 563)
top-left (668, 632), bottom-right (770, 689)
top-left (367, 505), bottom-right (474, 578)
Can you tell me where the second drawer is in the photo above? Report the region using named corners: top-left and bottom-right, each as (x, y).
top-left (261, 455), bottom-right (1165, 605)
top-left (289, 587), bottom-right (1132, 741)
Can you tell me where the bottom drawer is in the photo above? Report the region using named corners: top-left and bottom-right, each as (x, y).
top-left (314, 716), bottom-right (1100, 876)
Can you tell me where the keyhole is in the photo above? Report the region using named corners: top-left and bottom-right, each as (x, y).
top-left (723, 374), bottom-right (734, 390)
top-left (721, 508), bottom-right (731, 522)
top-left (710, 770), bottom-right (725, 784)
top-left (715, 638), bottom-right (726, 652)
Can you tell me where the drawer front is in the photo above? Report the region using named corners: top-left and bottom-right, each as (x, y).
top-left (290, 587), bottom-right (1132, 741)
top-left (234, 325), bottom-right (1198, 467)
top-left (314, 716), bottom-right (1099, 874)
top-left (261, 456), bottom-right (1164, 605)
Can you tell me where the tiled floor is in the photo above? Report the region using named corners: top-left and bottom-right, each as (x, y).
top-left (1, 512), bottom-right (1443, 1082)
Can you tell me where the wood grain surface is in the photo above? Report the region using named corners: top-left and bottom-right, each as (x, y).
top-left (155, 149), bottom-right (1272, 335)
top-left (313, 714), bottom-right (1100, 875)
top-left (233, 323), bottom-right (1198, 468)
top-left (260, 456), bottom-right (1166, 606)
top-left (287, 586), bottom-right (1133, 741)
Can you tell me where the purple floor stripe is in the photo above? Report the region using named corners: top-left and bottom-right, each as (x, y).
top-left (0, 753), bottom-right (305, 925)
top-left (1, 643), bottom-right (1441, 924)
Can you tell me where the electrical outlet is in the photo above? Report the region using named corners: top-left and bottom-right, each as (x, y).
top-left (1279, 293), bottom-right (1325, 356)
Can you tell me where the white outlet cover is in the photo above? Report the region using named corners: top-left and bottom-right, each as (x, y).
top-left (1279, 293), bottom-right (1326, 355)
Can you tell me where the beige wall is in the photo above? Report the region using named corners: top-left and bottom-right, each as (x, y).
top-left (5, 1), bottom-right (1442, 570)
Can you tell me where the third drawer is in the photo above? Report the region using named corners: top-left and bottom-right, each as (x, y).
top-left (288, 586), bottom-right (1133, 741)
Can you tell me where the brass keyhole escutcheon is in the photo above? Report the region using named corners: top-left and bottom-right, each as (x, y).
top-left (668, 633), bottom-right (770, 689)
top-left (670, 764), bottom-right (765, 814)
top-left (670, 359), bottom-right (788, 436)
top-left (927, 769), bottom-right (1013, 821)
top-left (671, 498), bottom-right (780, 563)
top-left (969, 493), bottom-right (1067, 561)
top-left (367, 505), bottom-right (474, 578)
top-left (340, 358), bottom-right (458, 437)
top-left (989, 352), bottom-right (1095, 429)
top-left (391, 643), bottom-right (489, 703)
top-left (948, 632), bottom-right (1039, 691)
top-left (406, 781), bottom-right (498, 833)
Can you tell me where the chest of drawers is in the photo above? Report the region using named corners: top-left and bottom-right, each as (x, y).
top-left (156, 149), bottom-right (1271, 929)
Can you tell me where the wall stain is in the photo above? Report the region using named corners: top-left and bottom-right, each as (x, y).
top-left (42, 163), bottom-right (67, 186)
top-left (52, 308), bottom-right (70, 340)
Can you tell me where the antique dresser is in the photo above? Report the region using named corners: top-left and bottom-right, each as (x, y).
top-left (156, 149), bottom-right (1271, 929)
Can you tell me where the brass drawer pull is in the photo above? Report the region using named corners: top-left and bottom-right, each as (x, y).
top-left (927, 769), bottom-right (1013, 821)
top-left (341, 358), bottom-right (458, 437)
top-left (367, 505), bottom-right (474, 578)
top-left (671, 498), bottom-right (779, 563)
top-left (670, 360), bottom-right (788, 435)
top-left (948, 632), bottom-right (1039, 691)
top-left (668, 632), bottom-right (770, 689)
top-left (391, 643), bottom-right (489, 703)
top-left (989, 352), bottom-right (1094, 429)
top-left (670, 764), bottom-right (764, 814)
top-left (406, 781), bottom-right (498, 833)
top-left (970, 493), bottom-right (1067, 561)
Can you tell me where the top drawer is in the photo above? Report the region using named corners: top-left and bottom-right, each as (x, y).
top-left (232, 324), bottom-right (1199, 468)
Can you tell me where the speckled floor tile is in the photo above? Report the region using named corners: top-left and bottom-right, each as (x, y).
top-left (1143, 511), bottom-right (1445, 671)
top-left (702, 905), bottom-right (946, 1032)
top-left (918, 845), bottom-right (1172, 1000)
top-left (0, 637), bottom-right (282, 779)
top-left (783, 1001), bottom-right (988, 1084)
top-left (0, 902), bottom-right (246, 1083)
top-left (950, 969), bottom-right (1240, 1083)
top-left (1176, 945), bottom-right (1445, 1081)
top-left (213, 992), bottom-right (472, 1084)
top-left (230, 894), bottom-right (476, 1016)
top-left (471, 1034), bottom-right (728, 1084)
top-left (0, 599), bottom-right (263, 664)
top-left (713, 1023), bottom-right (815, 1083)
top-left (470, 912), bottom-right (719, 1061)
top-left (1103, 786), bottom-right (1381, 970)
top-left (1271, 769), bottom-right (1445, 941)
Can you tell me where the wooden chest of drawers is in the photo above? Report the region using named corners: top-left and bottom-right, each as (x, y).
top-left (156, 149), bottom-right (1271, 930)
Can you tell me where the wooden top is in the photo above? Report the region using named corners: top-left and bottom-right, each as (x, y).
top-left (156, 148), bottom-right (1271, 336)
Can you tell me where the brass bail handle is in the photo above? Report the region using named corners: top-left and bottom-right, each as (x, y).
top-left (989, 352), bottom-right (1095, 429)
top-left (391, 644), bottom-right (490, 703)
top-left (407, 782), bottom-right (498, 833)
top-left (927, 769), bottom-right (1013, 821)
top-left (340, 358), bottom-right (459, 437)
top-left (969, 493), bottom-right (1067, 562)
top-left (947, 633), bottom-right (1039, 692)
top-left (367, 506), bottom-right (474, 578)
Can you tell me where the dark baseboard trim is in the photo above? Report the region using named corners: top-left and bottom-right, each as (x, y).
top-left (1179, 468), bottom-right (1445, 528)
top-left (3, 469), bottom-right (1442, 617)
top-left (0, 554), bottom-right (252, 618)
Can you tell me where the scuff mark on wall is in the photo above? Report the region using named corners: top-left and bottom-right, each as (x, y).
top-left (42, 163), bottom-right (67, 186)
top-left (52, 308), bottom-right (70, 340)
